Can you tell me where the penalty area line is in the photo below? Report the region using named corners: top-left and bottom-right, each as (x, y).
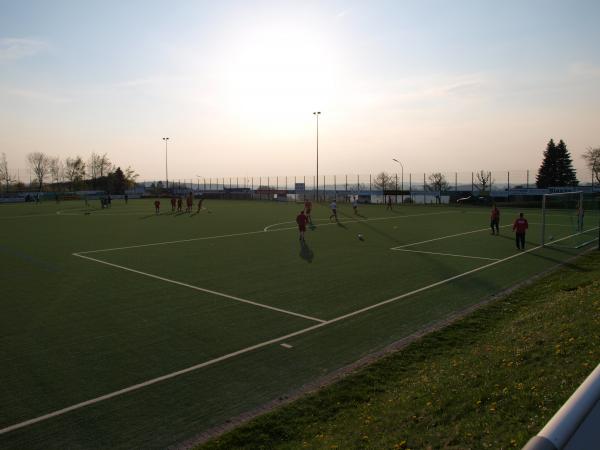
top-left (391, 224), bottom-right (513, 250)
top-left (72, 253), bottom-right (326, 324)
top-left (0, 228), bottom-right (586, 436)
top-left (391, 248), bottom-right (500, 261)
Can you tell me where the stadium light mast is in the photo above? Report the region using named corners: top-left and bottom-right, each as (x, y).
top-left (392, 158), bottom-right (404, 203)
top-left (313, 112), bottom-right (321, 202)
top-left (162, 137), bottom-right (170, 189)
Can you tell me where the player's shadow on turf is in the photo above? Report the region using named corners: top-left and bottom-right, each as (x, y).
top-left (336, 221), bottom-right (348, 229)
top-left (299, 241), bottom-right (314, 263)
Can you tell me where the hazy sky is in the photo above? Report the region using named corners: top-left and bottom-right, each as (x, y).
top-left (1, 0), bottom-right (599, 182)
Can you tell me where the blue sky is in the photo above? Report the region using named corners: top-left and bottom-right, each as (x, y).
top-left (1, 0), bottom-right (599, 181)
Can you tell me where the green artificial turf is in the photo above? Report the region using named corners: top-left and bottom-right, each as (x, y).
top-left (0, 199), bottom-right (597, 449)
top-left (201, 251), bottom-right (600, 450)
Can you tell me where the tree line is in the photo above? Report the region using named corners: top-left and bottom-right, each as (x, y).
top-left (0, 152), bottom-right (138, 194)
top-left (372, 139), bottom-right (599, 198)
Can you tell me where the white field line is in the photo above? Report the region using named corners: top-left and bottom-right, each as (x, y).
top-left (391, 224), bottom-right (513, 250)
top-left (72, 253), bottom-right (325, 324)
top-left (391, 248), bottom-right (500, 261)
top-left (57, 211), bottom-right (147, 217)
top-left (77, 230), bottom-right (268, 255)
top-left (0, 213), bottom-right (62, 220)
top-left (267, 210), bottom-right (455, 231)
top-left (0, 228), bottom-right (592, 436)
top-left (77, 211), bottom-right (455, 255)
top-left (263, 217), bottom-right (332, 232)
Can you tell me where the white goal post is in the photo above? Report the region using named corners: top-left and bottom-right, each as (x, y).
top-left (541, 191), bottom-right (584, 246)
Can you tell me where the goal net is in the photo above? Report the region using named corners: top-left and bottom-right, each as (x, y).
top-left (542, 192), bottom-right (597, 248)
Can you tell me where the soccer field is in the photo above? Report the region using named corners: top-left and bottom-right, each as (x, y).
top-left (0, 199), bottom-right (597, 449)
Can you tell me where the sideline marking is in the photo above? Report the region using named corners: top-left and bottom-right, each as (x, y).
top-left (391, 248), bottom-right (500, 261)
top-left (0, 229), bottom-right (592, 436)
top-left (73, 253), bottom-right (326, 324)
top-left (280, 343), bottom-right (293, 349)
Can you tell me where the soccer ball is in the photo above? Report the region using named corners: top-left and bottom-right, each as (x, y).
top-left (357, 233), bottom-right (364, 241)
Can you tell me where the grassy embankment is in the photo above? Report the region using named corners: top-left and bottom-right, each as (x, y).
top-left (202, 250), bottom-right (600, 449)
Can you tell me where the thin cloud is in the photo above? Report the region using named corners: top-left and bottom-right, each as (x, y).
top-left (567, 62), bottom-right (600, 79)
top-left (0, 38), bottom-right (49, 61)
top-left (336, 8), bottom-right (351, 19)
top-left (0, 87), bottom-right (71, 103)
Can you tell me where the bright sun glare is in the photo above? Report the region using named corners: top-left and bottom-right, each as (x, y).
top-left (220, 25), bottom-right (341, 131)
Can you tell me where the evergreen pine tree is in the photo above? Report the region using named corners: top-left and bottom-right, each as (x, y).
top-left (555, 139), bottom-right (578, 186)
top-left (536, 139), bottom-right (557, 188)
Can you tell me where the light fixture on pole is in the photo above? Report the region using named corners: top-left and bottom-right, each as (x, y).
top-left (313, 112), bottom-right (321, 202)
top-left (392, 158), bottom-right (404, 204)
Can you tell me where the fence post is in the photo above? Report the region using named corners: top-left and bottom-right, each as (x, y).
top-left (423, 173), bottom-right (426, 204)
top-left (507, 171), bottom-right (510, 201)
top-left (455, 172), bottom-right (457, 192)
top-left (333, 175), bottom-right (335, 201)
top-left (369, 174), bottom-right (372, 202)
top-left (395, 173), bottom-right (398, 204)
top-left (527, 170), bottom-right (530, 189)
top-left (471, 172), bottom-right (474, 195)
top-left (345, 174), bottom-right (348, 201)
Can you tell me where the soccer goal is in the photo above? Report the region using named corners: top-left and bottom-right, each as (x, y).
top-left (541, 191), bottom-right (597, 248)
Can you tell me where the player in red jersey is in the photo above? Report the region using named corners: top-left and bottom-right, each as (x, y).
top-left (177, 196), bottom-right (183, 212)
top-left (490, 204), bottom-right (500, 235)
top-left (296, 210), bottom-right (308, 242)
top-left (170, 197), bottom-right (176, 212)
top-left (186, 193), bottom-right (193, 213)
top-left (304, 200), bottom-right (313, 224)
top-left (512, 212), bottom-right (528, 250)
top-left (154, 199), bottom-right (160, 215)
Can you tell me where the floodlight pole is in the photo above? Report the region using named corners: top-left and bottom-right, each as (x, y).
top-left (393, 158), bottom-right (404, 204)
top-left (162, 137), bottom-right (170, 189)
top-left (313, 112), bottom-right (321, 202)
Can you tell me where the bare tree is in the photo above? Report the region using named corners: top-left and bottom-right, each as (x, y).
top-left (475, 170), bottom-right (493, 194)
top-left (582, 146), bottom-right (600, 184)
top-left (373, 172), bottom-right (393, 203)
top-left (98, 153), bottom-right (113, 177)
top-left (48, 157), bottom-right (63, 189)
top-left (425, 172), bottom-right (450, 204)
top-left (0, 153), bottom-right (15, 192)
top-left (124, 166), bottom-right (139, 188)
top-left (425, 173), bottom-right (450, 192)
top-left (64, 156), bottom-right (86, 190)
top-left (27, 152), bottom-right (50, 191)
top-left (88, 152), bottom-right (102, 181)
